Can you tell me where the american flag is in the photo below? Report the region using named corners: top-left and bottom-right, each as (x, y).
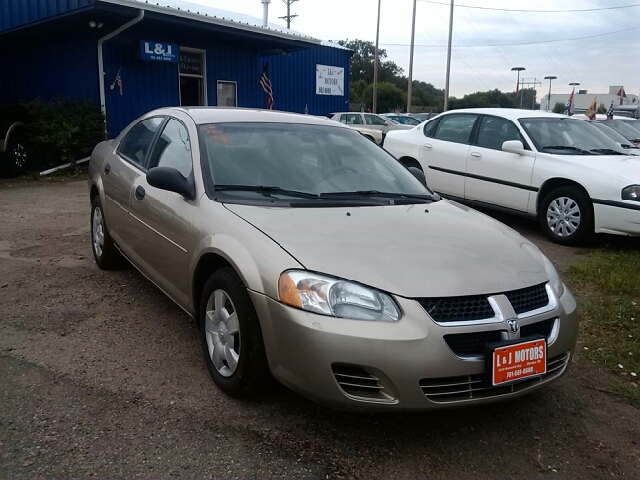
top-left (259, 63), bottom-right (274, 110)
top-left (606, 101), bottom-right (614, 120)
top-left (110, 68), bottom-right (123, 95)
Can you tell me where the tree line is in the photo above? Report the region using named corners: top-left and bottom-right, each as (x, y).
top-left (337, 39), bottom-right (539, 113)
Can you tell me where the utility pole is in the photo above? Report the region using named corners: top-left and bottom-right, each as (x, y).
top-left (544, 75), bottom-right (557, 111)
top-left (407, 0), bottom-right (417, 114)
top-left (279, 0), bottom-right (298, 29)
top-left (511, 67), bottom-right (525, 108)
top-left (443, 0), bottom-right (454, 111)
top-left (520, 78), bottom-right (542, 109)
top-left (373, 0), bottom-right (382, 113)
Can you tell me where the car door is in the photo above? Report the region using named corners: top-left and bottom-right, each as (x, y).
top-left (128, 117), bottom-right (196, 308)
top-left (103, 116), bottom-right (164, 254)
top-left (420, 113), bottom-right (478, 198)
top-left (364, 113), bottom-right (393, 133)
top-left (465, 115), bottom-right (535, 212)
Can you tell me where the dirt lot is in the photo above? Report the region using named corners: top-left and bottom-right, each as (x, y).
top-left (1, 179), bottom-right (639, 479)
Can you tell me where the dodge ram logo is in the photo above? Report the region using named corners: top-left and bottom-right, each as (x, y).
top-left (507, 318), bottom-right (519, 334)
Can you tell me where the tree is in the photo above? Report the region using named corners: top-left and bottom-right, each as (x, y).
top-left (552, 102), bottom-right (564, 114)
top-left (361, 82), bottom-right (406, 113)
top-left (337, 39), bottom-right (403, 85)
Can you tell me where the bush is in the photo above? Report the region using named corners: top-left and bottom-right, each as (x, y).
top-left (23, 97), bottom-right (105, 170)
top-left (552, 101), bottom-right (565, 114)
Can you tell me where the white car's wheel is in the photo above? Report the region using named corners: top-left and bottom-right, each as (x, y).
top-left (539, 186), bottom-right (593, 246)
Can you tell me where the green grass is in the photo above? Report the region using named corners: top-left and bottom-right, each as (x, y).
top-left (567, 248), bottom-right (640, 407)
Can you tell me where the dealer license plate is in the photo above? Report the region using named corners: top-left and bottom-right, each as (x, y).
top-left (491, 338), bottom-right (547, 386)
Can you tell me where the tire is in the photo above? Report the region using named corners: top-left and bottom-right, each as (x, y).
top-left (199, 267), bottom-right (269, 397)
top-left (403, 158), bottom-right (422, 171)
top-left (2, 131), bottom-right (28, 177)
top-left (539, 186), bottom-right (593, 246)
top-left (90, 196), bottom-right (123, 269)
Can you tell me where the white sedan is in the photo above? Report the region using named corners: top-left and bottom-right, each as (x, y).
top-left (383, 108), bottom-right (640, 245)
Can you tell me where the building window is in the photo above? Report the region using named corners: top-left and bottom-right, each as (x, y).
top-left (217, 81), bottom-right (237, 107)
top-left (179, 48), bottom-right (206, 106)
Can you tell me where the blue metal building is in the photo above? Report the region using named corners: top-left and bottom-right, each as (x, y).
top-left (0, 0), bottom-right (351, 136)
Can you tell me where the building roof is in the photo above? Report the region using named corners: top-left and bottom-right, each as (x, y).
top-left (99, 0), bottom-right (349, 49)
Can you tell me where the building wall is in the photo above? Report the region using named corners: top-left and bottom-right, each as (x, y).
top-left (0, 28), bottom-right (99, 105)
top-left (263, 45), bottom-right (351, 117)
top-left (541, 93), bottom-right (639, 110)
top-left (0, 0), bottom-right (93, 32)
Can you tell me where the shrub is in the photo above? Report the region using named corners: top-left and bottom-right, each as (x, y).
top-left (552, 101), bottom-right (565, 114)
top-left (23, 97), bottom-right (105, 170)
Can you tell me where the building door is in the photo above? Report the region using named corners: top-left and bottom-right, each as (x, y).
top-left (179, 48), bottom-right (206, 106)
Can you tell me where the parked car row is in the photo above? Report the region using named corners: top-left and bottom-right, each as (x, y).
top-left (88, 107), bottom-right (579, 411)
top-left (383, 108), bottom-right (640, 245)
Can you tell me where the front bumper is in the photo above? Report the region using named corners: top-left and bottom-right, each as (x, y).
top-left (250, 287), bottom-right (578, 411)
top-left (594, 202), bottom-right (640, 236)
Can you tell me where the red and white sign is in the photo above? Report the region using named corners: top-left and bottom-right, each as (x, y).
top-left (492, 339), bottom-right (546, 386)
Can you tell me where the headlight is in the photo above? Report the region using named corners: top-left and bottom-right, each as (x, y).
top-left (542, 255), bottom-right (564, 298)
top-left (278, 270), bottom-right (401, 322)
top-left (622, 185), bottom-right (640, 201)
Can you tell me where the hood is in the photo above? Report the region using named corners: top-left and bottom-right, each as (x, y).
top-left (225, 200), bottom-right (548, 298)
top-left (543, 153), bottom-right (640, 181)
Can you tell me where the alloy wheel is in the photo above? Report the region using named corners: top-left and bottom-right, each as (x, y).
top-left (92, 206), bottom-right (105, 258)
top-left (13, 143), bottom-right (27, 169)
top-left (546, 196), bottom-right (581, 237)
top-left (204, 289), bottom-right (241, 377)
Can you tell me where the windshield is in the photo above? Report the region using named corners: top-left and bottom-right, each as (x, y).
top-left (198, 122), bottom-right (432, 204)
top-left (519, 117), bottom-right (626, 155)
top-left (591, 122), bottom-right (638, 148)
top-left (607, 120), bottom-right (640, 141)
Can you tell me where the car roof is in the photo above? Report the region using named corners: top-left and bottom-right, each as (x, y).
top-left (155, 107), bottom-right (351, 128)
top-left (437, 108), bottom-right (572, 121)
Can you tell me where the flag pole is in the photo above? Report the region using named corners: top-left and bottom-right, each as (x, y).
top-left (443, 0), bottom-right (454, 111)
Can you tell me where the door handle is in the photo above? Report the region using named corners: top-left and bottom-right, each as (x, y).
top-left (470, 152), bottom-right (482, 158)
top-left (422, 143), bottom-right (433, 149)
top-left (104, 163), bottom-right (111, 175)
top-left (135, 185), bottom-right (145, 200)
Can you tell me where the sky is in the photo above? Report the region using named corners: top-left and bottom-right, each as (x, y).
top-left (184, 0), bottom-right (639, 99)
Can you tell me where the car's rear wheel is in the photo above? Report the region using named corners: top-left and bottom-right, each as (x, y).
top-left (539, 186), bottom-right (593, 245)
top-left (2, 131), bottom-right (29, 177)
top-left (91, 196), bottom-right (123, 269)
top-left (199, 267), bottom-right (269, 397)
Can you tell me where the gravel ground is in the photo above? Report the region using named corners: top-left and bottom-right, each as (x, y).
top-left (1, 179), bottom-right (639, 479)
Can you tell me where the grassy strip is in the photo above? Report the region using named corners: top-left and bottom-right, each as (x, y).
top-left (567, 248), bottom-right (639, 407)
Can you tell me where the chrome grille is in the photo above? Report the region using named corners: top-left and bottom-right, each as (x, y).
top-left (505, 283), bottom-right (549, 314)
top-left (332, 365), bottom-right (393, 401)
top-left (420, 352), bottom-right (570, 403)
top-left (521, 318), bottom-right (555, 339)
top-left (417, 295), bottom-right (494, 323)
top-left (444, 330), bottom-right (502, 357)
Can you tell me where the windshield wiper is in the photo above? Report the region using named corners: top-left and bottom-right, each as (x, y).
top-left (214, 184), bottom-right (319, 199)
top-left (319, 190), bottom-right (437, 202)
top-left (540, 145), bottom-right (593, 155)
top-left (589, 148), bottom-right (626, 155)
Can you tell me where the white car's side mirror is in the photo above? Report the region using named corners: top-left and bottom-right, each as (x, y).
top-left (502, 140), bottom-right (527, 155)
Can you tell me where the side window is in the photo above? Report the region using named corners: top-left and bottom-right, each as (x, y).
top-left (423, 119), bottom-right (439, 138)
top-left (344, 113), bottom-right (363, 125)
top-left (148, 118), bottom-right (193, 178)
top-left (433, 114), bottom-right (477, 144)
top-left (339, 114), bottom-right (348, 124)
top-left (118, 117), bottom-right (164, 168)
top-left (476, 116), bottom-right (522, 150)
top-left (365, 114), bottom-right (387, 126)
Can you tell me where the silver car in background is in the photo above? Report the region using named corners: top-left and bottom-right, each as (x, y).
top-left (88, 108), bottom-right (578, 411)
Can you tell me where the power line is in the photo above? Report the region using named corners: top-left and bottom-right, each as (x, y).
top-left (415, 0), bottom-right (640, 13)
top-left (380, 25), bottom-right (640, 48)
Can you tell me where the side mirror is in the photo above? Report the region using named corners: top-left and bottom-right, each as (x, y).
top-left (502, 140), bottom-right (528, 155)
top-left (408, 166), bottom-right (427, 187)
top-left (146, 167), bottom-right (195, 201)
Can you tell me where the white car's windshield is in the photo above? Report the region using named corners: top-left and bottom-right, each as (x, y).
top-left (198, 123), bottom-right (433, 204)
top-left (519, 117), bottom-right (626, 155)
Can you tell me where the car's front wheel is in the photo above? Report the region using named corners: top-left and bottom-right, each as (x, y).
top-left (91, 196), bottom-right (123, 269)
top-left (199, 267), bottom-right (269, 397)
top-left (539, 186), bottom-right (593, 245)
